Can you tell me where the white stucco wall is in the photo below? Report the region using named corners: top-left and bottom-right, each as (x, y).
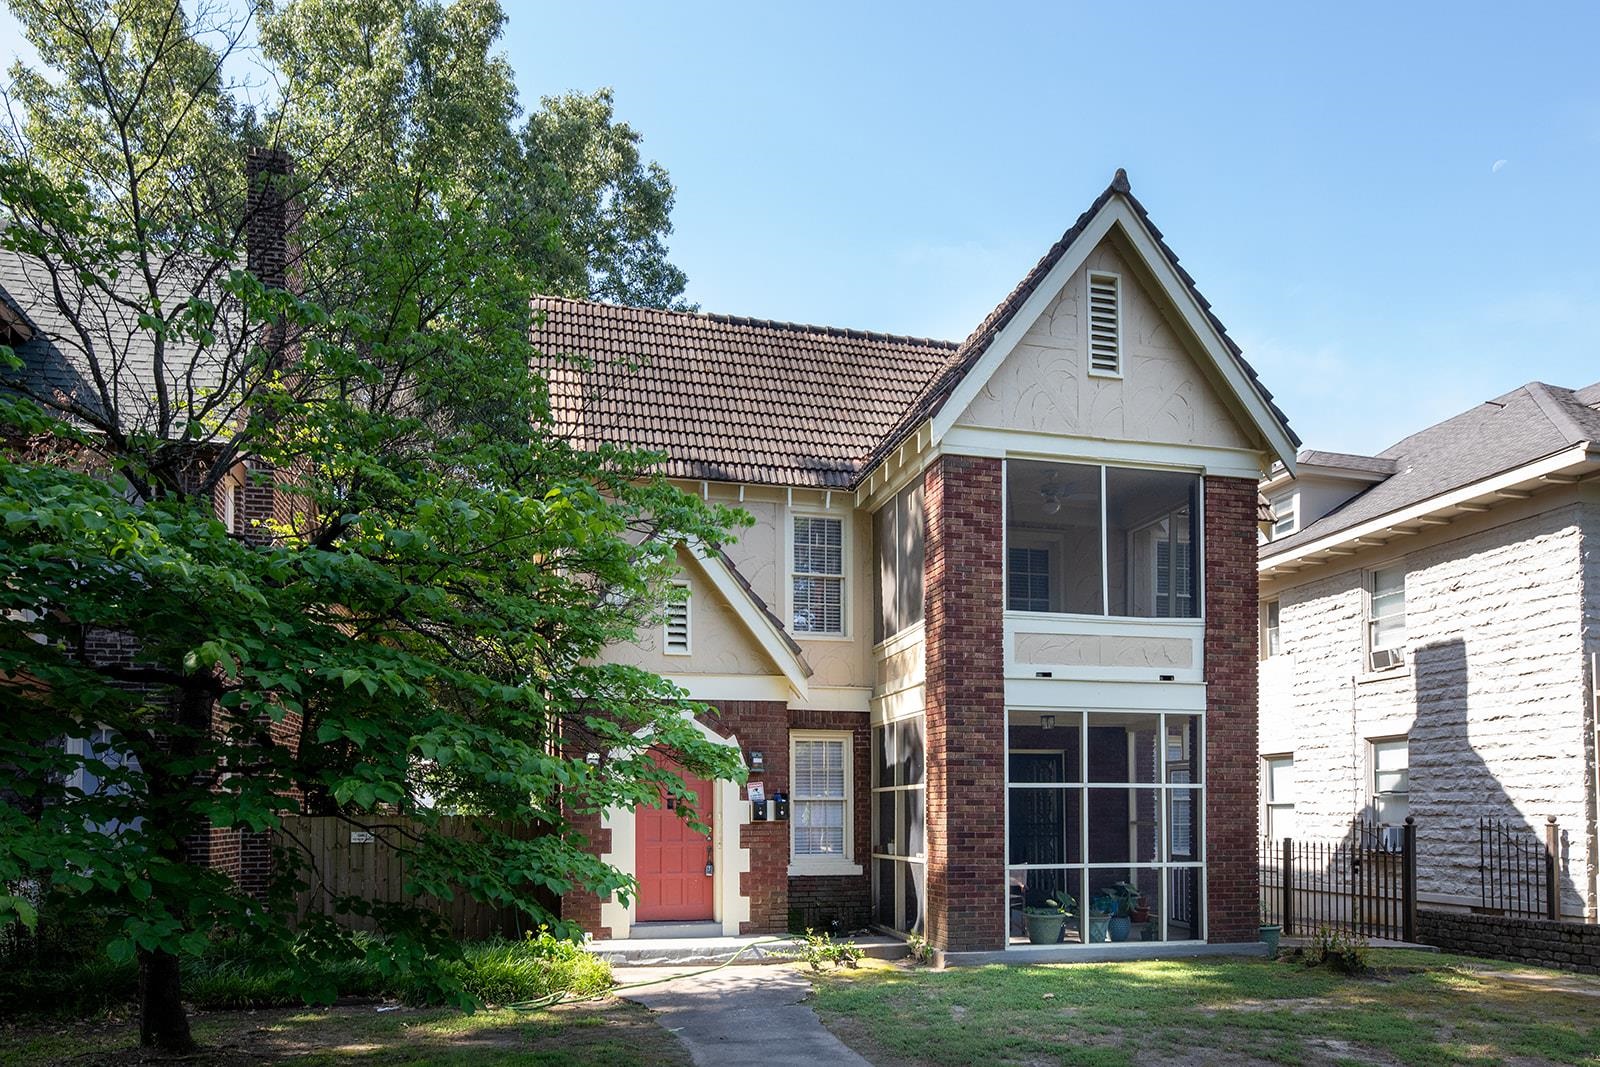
top-left (1261, 502), bottom-right (1595, 917)
top-left (955, 240), bottom-right (1251, 451)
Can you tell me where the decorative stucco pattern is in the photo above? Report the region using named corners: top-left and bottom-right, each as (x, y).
top-left (1014, 631), bottom-right (1193, 668)
top-left (955, 242), bottom-right (1250, 450)
top-left (1262, 505), bottom-right (1594, 917)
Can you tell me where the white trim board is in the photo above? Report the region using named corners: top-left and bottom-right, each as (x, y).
top-left (925, 197), bottom-right (1296, 473)
top-left (685, 538), bottom-right (812, 701)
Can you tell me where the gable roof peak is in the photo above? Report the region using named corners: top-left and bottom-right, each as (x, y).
top-left (1110, 167), bottom-right (1132, 195)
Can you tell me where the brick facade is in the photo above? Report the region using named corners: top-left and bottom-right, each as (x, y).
top-left (1204, 475), bottom-right (1262, 943)
top-left (923, 455), bottom-right (1007, 952)
top-left (786, 707), bottom-right (872, 933)
top-left (705, 700), bottom-right (790, 934)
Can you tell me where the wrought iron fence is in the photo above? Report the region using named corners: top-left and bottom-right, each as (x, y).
top-left (1478, 816), bottom-right (1560, 920)
top-left (1260, 818), bottom-right (1416, 942)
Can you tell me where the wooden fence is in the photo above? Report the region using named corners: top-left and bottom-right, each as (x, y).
top-left (273, 816), bottom-right (545, 940)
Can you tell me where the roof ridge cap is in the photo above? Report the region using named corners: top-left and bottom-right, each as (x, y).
top-left (1524, 380), bottom-right (1593, 445)
top-left (530, 293), bottom-right (960, 350)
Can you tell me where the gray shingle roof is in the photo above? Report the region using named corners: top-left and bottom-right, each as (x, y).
top-left (0, 249), bottom-right (251, 436)
top-left (1263, 381), bottom-right (1600, 556)
top-left (1295, 450), bottom-right (1398, 476)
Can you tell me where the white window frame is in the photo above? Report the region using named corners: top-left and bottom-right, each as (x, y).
top-left (787, 511), bottom-right (849, 638)
top-left (789, 730), bottom-right (860, 876)
top-left (1370, 737), bottom-right (1410, 834)
top-left (1261, 599), bottom-right (1281, 660)
top-left (1270, 492), bottom-right (1299, 539)
top-left (220, 480), bottom-right (238, 533)
top-left (1086, 270), bottom-right (1123, 378)
top-left (1262, 754), bottom-right (1294, 841)
top-left (663, 580), bottom-right (691, 656)
top-left (1366, 564), bottom-right (1407, 670)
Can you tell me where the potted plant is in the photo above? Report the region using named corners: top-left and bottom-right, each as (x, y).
top-left (1022, 893), bottom-right (1075, 945)
top-left (1088, 891), bottom-right (1115, 943)
top-left (1259, 906), bottom-right (1282, 957)
top-left (1106, 881), bottom-right (1141, 942)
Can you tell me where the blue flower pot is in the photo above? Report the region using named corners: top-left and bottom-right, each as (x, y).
top-left (1109, 915), bottom-right (1132, 942)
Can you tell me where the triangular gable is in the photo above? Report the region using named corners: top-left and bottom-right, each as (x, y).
top-left (682, 540), bottom-right (813, 700)
top-left (872, 171), bottom-right (1298, 476)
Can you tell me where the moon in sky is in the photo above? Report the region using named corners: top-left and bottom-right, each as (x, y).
top-left (1492, 159), bottom-right (1508, 174)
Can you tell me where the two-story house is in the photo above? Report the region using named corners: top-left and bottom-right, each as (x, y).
top-left (545, 171), bottom-right (1299, 956)
top-left (1259, 383), bottom-right (1600, 922)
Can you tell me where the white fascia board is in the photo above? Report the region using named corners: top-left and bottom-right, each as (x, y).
top-left (939, 425), bottom-right (1265, 480)
top-left (1005, 676), bottom-right (1207, 712)
top-left (927, 197), bottom-right (1297, 474)
top-left (1259, 443), bottom-right (1600, 575)
top-left (684, 538), bottom-right (812, 701)
top-left (660, 673), bottom-right (793, 703)
top-left (790, 685), bottom-right (871, 713)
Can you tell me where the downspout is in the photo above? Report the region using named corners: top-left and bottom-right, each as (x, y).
top-left (1585, 652), bottom-right (1598, 922)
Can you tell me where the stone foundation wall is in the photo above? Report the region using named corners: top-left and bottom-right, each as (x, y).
top-left (1417, 908), bottom-right (1600, 974)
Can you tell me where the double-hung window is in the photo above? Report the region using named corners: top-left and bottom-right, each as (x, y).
top-left (1263, 755), bottom-right (1295, 840)
top-left (791, 732), bottom-right (855, 874)
top-left (1367, 565), bottom-right (1406, 669)
top-left (792, 516), bottom-right (846, 635)
top-left (1262, 600), bottom-right (1281, 659)
top-left (1372, 738), bottom-right (1409, 827)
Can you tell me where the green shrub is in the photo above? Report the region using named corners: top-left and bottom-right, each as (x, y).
top-left (1307, 925), bottom-right (1370, 975)
top-left (799, 929), bottom-right (862, 973)
top-left (0, 928), bottom-right (610, 1017)
top-left (438, 930), bottom-right (612, 1006)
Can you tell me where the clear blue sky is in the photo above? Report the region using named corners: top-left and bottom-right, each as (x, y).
top-left (6, 2), bottom-right (1599, 453)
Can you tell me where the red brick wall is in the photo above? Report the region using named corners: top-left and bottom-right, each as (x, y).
top-left (560, 700), bottom-right (794, 938)
top-left (923, 455), bottom-right (1007, 952)
top-left (707, 700), bottom-right (790, 934)
top-left (786, 708), bottom-right (871, 933)
top-left (1203, 476), bottom-right (1261, 943)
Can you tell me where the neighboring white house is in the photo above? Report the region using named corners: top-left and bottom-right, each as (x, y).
top-left (1259, 381), bottom-right (1600, 921)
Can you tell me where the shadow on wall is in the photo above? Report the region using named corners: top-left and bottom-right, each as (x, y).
top-left (1411, 637), bottom-right (1582, 918)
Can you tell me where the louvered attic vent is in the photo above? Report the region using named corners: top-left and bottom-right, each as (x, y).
top-left (1088, 272), bottom-right (1121, 375)
top-left (664, 583), bottom-right (691, 655)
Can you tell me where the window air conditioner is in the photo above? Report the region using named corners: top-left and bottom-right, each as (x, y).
top-left (1369, 647), bottom-right (1405, 672)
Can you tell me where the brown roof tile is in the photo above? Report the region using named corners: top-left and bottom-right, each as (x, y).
top-left (535, 298), bottom-right (956, 488)
top-left (535, 170), bottom-right (1296, 490)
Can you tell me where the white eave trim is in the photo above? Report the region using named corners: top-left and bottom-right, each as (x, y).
top-left (924, 197), bottom-right (1297, 474)
top-left (1260, 443), bottom-right (1600, 576)
top-left (684, 538), bottom-right (812, 701)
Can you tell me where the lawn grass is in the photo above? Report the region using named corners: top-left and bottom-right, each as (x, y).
top-left (810, 949), bottom-right (1600, 1067)
top-left (0, 996), bottom-right (691, 1066)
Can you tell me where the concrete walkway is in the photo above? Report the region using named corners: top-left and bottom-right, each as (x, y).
top-left (619, 964), bottom-right (870, 1067)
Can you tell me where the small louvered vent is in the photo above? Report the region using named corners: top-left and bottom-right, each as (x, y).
top-left (1088, 272), bottom-right (1121, 374)
top-left (664, 583), bottom-right (691, 655)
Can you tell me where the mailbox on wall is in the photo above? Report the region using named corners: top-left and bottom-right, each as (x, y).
top-left (771, 791), bottom-right (789, 821)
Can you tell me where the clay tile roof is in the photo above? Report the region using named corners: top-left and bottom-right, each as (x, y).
top-left (534, 297), bottom-right (957, 489)
top-left (535, 169), bottom-right (1296, 490)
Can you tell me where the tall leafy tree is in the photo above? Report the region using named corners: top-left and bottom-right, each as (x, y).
top-left (0, 0), bottom-right (736, 1052)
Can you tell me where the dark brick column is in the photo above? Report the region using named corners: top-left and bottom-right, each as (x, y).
top-left (1203, 476), bottom-right (1261, 943)
top-left (923, 455), bottom-right (1006, 952)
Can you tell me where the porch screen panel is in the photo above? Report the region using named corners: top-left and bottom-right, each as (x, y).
top-left (871, 714), bottom-right (925, 935)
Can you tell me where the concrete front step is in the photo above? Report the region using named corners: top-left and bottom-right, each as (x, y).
top-left (587, 933), bottom-right (910, 967)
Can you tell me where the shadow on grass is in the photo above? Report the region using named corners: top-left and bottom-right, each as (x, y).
top-left (0, 998), bottom-right (691, 1067)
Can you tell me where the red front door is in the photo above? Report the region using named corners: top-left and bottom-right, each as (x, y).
top-left (636, 766), bottom-right (715, 922)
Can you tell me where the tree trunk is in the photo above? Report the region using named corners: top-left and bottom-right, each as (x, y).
top-left (138, 947), bottom-right (194, 1051)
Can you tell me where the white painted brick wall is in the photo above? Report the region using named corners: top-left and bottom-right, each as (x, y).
top-left (1262, 504), bottom-right (1592, 917)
